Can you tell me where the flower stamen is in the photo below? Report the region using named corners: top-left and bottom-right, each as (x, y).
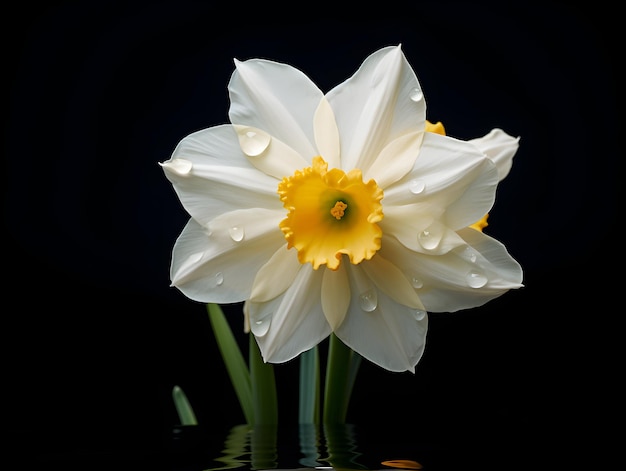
top-left (330, 201), bottom-right (348, 220)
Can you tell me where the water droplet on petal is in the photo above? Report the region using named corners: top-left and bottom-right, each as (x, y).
top-left (359, 289), bottom-right (378, 312)
top-left (252, 312), bottom-right (272, 336)
top-left (161, 158), bottom-right (192, 176)
top-left (237, 127), bottom-right (271, 157)
top-left (463, 247), bottom-right (477, 263)
top-left (466, 270), bottom-right (488, 288)
top-left (229, 226), bottom-right (244, 242)
top-left (411, 276), bottom-right (424, 289)
top-left (411, 309), bottom-right (427, 321)
top-left (409, 87), bottom-right (423, 102)
top-left (208, 272), bottom-right (224, 288)
top-left (409, 179), bottom-right (426, 194)
top-left (417, 227), bottom-right (442, 250)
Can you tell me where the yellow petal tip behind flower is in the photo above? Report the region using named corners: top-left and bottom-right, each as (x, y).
top-left (425, 120), bottom-right (446, 135)
top-left (470, 213), bottom-right (489, 232)
top-left (278, 156), bottom-right (383, 270)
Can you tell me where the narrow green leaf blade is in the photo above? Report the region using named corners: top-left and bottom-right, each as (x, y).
top-left (172, 384), bottom-right (198, 425)
top-left (346, 349), bottom-right (362, 409)
top-left (207, 303), bottom-right (254, 425)
top-left (249, 333), bottom-right (278, 425)
top-left (323, 333), bottom-right (360, 424)
top-left (299, 346), bottom-right (320, 424)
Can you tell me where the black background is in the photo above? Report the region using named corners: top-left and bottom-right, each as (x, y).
top-left (5, 2), bottom-right (620, 469)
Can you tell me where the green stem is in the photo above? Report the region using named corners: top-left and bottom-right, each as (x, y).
top-left (323, 333), bottom-right (361, 424)
top-left (249, 333), bottom-right (278, 425)
top-left (298, 346), bottom-right (320, 424)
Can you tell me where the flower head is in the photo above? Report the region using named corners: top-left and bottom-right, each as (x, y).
top-left (277, 155), bottom-right (384, 270)
top-left (161, 45), bottom-right (523, 372)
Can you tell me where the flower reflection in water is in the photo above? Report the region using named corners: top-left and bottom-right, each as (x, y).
top-left (203, 423), bottom-right (423, 471)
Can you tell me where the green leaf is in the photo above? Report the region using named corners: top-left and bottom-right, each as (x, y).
top-left (346, 348), bottom-right (362, 408)
top-left (172, 384), bottom-right (198, 425)
top-left (323, 333), bottom-right (361, 424)
top-left (298, 346), bottom-right (320, 424)
top-left (249, 333), bottom-right (278, 425)
top-left (207, 303), bottom-right (254, 425)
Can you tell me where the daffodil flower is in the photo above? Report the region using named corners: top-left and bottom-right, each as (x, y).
top-left (161, 45), bottom-right (523, 373)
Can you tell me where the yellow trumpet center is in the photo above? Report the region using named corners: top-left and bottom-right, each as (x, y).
top-left (277, 156), bottom-right (384, 270)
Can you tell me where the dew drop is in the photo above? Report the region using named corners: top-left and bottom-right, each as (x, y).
top-left (417, 228), bottom-right (441, 250)
top-left (236, 126), bottom-right (271, 157)
top-left (160, 158), bottom-right (192, 176)
top-left (187, 252), bottom-right (203, 264)
top-left (229, 226), bottom-right (244, 242)
top-left (208, 272), bottom-right (224, 288)
top-left (411, 276), bottom-right (424, 289)
top-left (409, 87), bottom-right (423, 102)
top-left (359, 289), bottom-right (378, 312)
top-left (464, 247), bottom-right (477, 263)
top-left (409, 179), bottom-right (426, 194)
top-left (411, 309), bottom-right (427, 321)
top-left (252, 312), bottom-right (272, 336)
top-left (466, 270), bottom-right (488, 288)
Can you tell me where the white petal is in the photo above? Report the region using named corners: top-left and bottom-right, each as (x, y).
top-left (335, 264), bottom-right (428, 373)
top-left (233, 125), bottom-right (309, 179)
top-left (248, 267), bottom-right (332, 363)
top-left (321, 261), bottom-right (350, 329)
top-left (469, 128), bottom-right (520, 181)
top-left (228, 58), bottom-right (322, 160)
top-left (364, 129), bottom-right (424, 189)
top-left (456, 226), bottom-right (524, 287)
top-left (250, 245), bottom-right (301, 303)
top-left (360, 254), bottom-right (425, 310)
top-left (161, 125), bottom-right (280, 225)
top-left (381, 203), bottom-right (436, 239)
top-left (170, 209), bottom-right (285, 303)
top-left (381, 212), bottom-right (466, 255)
top-left (379, 232), bottom-right (523, 313)
top-left (326, 45), bottom-right (426, 173)
top-left (383, 132), bottom-right (499, 230)
top-left (313, 97), bottom-right (341, 169)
